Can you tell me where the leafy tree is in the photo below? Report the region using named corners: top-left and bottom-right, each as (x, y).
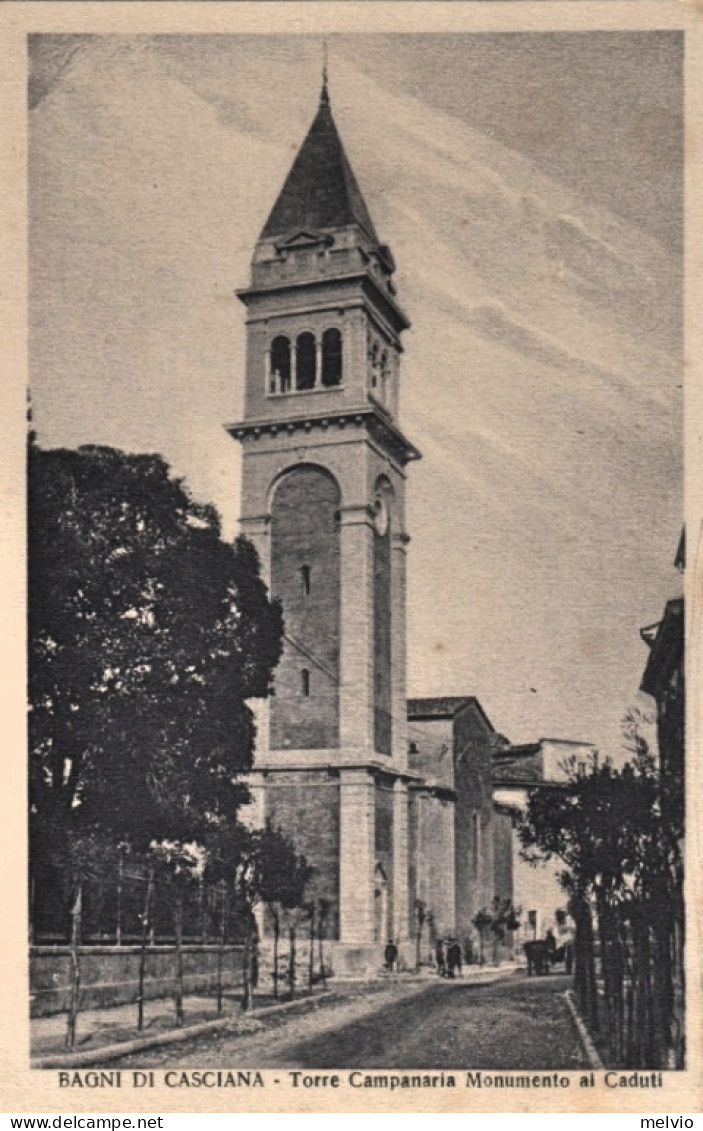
top-left (256, 822), bottom-right (313, 1000)
top-left (518, 746), bottom-right (681, 1067)
top-left (204, 822), bottom-right (311, 1009)
top-left (316, 897), bottom-right (332, 987)
top-left (471, 900), bottom-right (519, 966)
top-left (28, 442), bottom-right (283, 922)
top-left (203, 822), bottom-right (260, 1011)
top-left (472, 908), bottom-right (492, 966)
top-left (413, 899), bottom-right (427, 971)
top-left (147, 843), bottom-right (201, 1026)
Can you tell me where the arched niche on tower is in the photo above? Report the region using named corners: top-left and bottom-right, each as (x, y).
top-left (268, 464), bottom-right (341, 751)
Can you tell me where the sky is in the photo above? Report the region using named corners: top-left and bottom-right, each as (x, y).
top-left (28, 32), bottom-right (684, 759)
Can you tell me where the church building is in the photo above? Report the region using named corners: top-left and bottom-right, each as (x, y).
top-left (227, 76), bottom-right (506, 969)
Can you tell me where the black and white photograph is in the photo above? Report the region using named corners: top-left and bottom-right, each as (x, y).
top-left (11, 7), bottom-right (700, 1112)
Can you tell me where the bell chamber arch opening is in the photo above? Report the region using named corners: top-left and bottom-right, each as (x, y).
top-left (267, 327), bottom-right (343, 395)
top-left (295, 332), bottom-right (316, 390)
top-left (270, 335), bottom-right (291, 393)
top-left (322, 327), bottom-right (343, 387)
top-left (269, 465), bottom-right (341, 750)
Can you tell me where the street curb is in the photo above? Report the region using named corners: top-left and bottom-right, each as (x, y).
top-left (563, 990), bottom-right (604, 1069)
top-left (32, 968), bottom-right (518, 1070)
top-left (30, 979), bottom-right (436, 1070)
top-left (31, 993), bottom-right (343, 1070)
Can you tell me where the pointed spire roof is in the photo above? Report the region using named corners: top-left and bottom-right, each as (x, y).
top-left (260, 83), bottom-right (379, 244)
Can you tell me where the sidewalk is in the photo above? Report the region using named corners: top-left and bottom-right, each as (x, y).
top-left (31, 964), bottom-right (520, 1068)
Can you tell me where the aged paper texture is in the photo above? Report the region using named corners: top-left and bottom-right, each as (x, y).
top-left (2, 0), bottom-right (702, 1115)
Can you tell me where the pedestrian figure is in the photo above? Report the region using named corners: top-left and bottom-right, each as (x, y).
top-left (384, 939), bottom-right (398, 973)
top-left (435, 937), bottom-right (446, 977)
top-left (447, 939), bottom-right (462, 979)
top-left (545, 928), bottom-right (556, 970)
top-left (445, 938), bottom-right (457, 978)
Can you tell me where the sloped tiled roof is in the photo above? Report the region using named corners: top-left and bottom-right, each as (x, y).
top-left (492, 743), bottom-right (542, 785)
top-left (407, 696), bottom-right (486, 721)
top-left (492, 757), bottom-right (544, 785)
top-left (260, 84), bottom-right (378, 244)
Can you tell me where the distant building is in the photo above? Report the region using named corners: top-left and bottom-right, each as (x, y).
top-left (640, 532), bottom-right (684, 839)
top-left (407, 697), bottom-right (513, 947)
top-left (493, 739), bottom-right (598, 940)
top-left (639, 533), bottom-right (685, 1066)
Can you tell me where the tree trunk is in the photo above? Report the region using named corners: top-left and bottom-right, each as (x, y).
top-left (200, 879), bottom-right (207, 945)
top-left (288, 925), bottom-right (296, 1000)
top-left (241, 918), bottom-right (253, 1017)
top-left (65, 885), bottom-right (82, 1049)
top-left (173, 895), bottom-right (185, 1028)
top-left (671, 892), bottom-right (685, 1068)
top-left (572, 893), bottom-right (599, 1035)
top-left (137, 868), bottom-right (154, 1032)
top-left (115, 850), bottom-right (123, 946)
top-left (308, 911), bottom-right (315, 991)
top-left (216, 887), bottom-right (226, 1015)
top-left (272, 910), bottom-right (280, 1000)
top-left (317, 917), bottom-right (327, 990)
top-left (29, 876), bottom-right (35, 945)
top-left (596, 890), bottom-right (625, 1063)
top-left (415, 915), bottom-right (423, 971)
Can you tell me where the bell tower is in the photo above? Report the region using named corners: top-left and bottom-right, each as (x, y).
top-left (227, 76), bottom-right (420, 955)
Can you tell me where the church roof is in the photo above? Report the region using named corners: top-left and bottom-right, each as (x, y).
top-left (492, 748), bottom-right (543, 785)
top-left (260, 82), bottom-right (379, 244)
top-left (407, 696), bottom-right (488, 722)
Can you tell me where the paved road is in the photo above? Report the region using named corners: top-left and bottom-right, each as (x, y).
top-left (118, 974), bottom-right (588, 1070)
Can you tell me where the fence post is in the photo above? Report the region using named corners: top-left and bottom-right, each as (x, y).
top-left (65, 885), bottom-right (83, 1049)
top-left (241, 914), bottom-right (253, 1013)
top-left (216, 886), bottom-right (226, 1015)
top-left (137, 868), bottom-right (154, 1032)
top-left (29, 877), bottom-right (35, 946)
top-left (308, 907), bottom-right (315, 992)
top-left (318, 900), bottom-right (330, 989)
top-left (115, 848), bottom-right (123, 947)
top-left (288, 924), bottom-right (296, 1000)
top-left (173, 894), bottom-right (185, 1027)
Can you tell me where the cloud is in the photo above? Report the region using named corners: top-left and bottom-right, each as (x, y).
top-left (28, 36), bottom-right (682, 759)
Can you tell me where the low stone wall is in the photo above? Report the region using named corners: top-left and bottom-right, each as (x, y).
top-left (30, 945), bottom-right (244, 1018)
top-left (255, 939), bottom-right (415, 984)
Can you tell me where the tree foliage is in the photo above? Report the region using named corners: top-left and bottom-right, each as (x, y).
top-left (204, 821), bottom-right (311, 917)
top-left (518, 749), bottom-right (676, 902)
top-left (518, 743), bottom-right (683, 1068)
top-left (29, 442), bottom-right (283, 876)
top-left (203, 821), bottom-right (311, 1008)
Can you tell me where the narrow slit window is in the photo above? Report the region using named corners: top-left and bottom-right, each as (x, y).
top-left (300, 565), bottom-right (311, 596)
top-left (301, 668), bottom-right (310, 698)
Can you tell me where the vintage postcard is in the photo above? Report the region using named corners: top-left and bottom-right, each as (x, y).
top-left (2, 0), bottom-right (702, 1116)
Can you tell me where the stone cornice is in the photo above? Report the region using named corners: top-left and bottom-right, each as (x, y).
top-left (248, 761), bottom-right (423, 785)
top-left (408, 781), bottom-right (457, 803)
top-left (236, 269), bottom-right (411, 335)
top-left (225, 404), bottom-right (421, 466)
